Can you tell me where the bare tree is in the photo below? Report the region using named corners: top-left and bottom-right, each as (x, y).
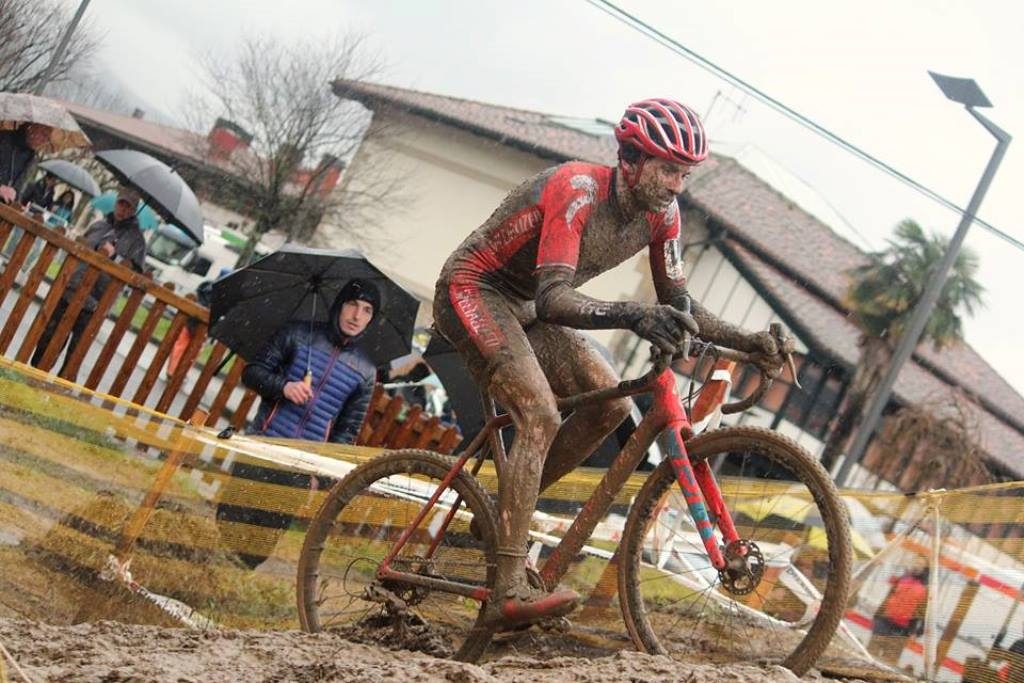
top-left (47, 71), bottom-right (134, 114)
top-left (186, 32), bottom-right (402, 266)
top-left (0, 0), bottom-right (100, 93)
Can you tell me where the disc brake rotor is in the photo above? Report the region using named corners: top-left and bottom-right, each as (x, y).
top-left (718, 539), bottom-right (765, 595)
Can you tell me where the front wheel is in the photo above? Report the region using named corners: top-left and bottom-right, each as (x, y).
top-left (296, 449), bottom-right (498, 661)
top-left (618, 427), bottom-right (852, 676)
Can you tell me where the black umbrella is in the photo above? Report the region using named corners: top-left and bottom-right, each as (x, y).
top-left (209, 246), bottom-right (420, 366)
top-left (38, 158), bottom-right (101, 196)
top-left (95, 149), bottom-right (203, 244)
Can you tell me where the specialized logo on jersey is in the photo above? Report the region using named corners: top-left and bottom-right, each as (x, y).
top-left (663, 237), bottom-right (685, 281)
top-left (565, 175), bottom-right (598, 227)
top-left (491, 206), bottom-right (543, 253)
top-left (451, 281), bottom-right (504, 352)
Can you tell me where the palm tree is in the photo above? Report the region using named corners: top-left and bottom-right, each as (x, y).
top-left (819, 218), bottom-right (984, 472)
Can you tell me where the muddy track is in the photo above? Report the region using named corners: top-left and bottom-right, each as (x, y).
top-left (0, 618), bottom-right (915, 683)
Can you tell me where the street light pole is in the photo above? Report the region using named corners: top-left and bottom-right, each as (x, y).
top-left (32, 0), bottom-right (92, 96)
top-left (834, 74), bottom-right (1011, 487)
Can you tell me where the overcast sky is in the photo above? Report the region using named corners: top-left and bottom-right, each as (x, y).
top-left (79, 0), bottom-right (1024, 393)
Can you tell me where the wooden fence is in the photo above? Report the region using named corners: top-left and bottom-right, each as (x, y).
top-left (0, 204), bottom-right (459, 453)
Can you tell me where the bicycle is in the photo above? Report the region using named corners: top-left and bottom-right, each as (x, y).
top-left (296, 327), bottom-right (853, 675)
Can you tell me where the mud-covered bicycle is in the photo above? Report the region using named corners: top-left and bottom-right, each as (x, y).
top-left (296, 328), bottom-right (852, 675)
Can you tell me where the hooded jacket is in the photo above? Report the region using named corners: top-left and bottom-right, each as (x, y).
top-left (242, 289), bottom-right (376, 444)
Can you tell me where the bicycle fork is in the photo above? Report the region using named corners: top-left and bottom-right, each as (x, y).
top-left (654, 368), bottom-right (741, 572)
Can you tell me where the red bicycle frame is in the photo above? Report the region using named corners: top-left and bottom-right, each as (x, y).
top-left (376, 358), bottom-right (744, 600)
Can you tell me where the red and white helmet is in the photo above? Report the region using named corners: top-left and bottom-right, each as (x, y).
top-left (615, 98), bottom-right (708, 166)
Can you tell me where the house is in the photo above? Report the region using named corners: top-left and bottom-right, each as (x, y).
top-left (321, 80), bottom-right (1024, 494)
top-left (58, 101), bottom-right (343, 240)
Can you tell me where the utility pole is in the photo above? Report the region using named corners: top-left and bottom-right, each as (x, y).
top-left (32, 0), bottom-right (92, 96)
top-left (834, 73), bottom-right (1011, 487)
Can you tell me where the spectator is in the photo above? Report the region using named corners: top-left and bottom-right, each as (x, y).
top-left (21, 172), bottom-right (57, 211)
top-left (868, 555), bottom-right (929, 666)
top-left (215, 278), bottom-right (379, 569)
top-left (29, 186), bottom-right (146, 378)
top-left (0, 125), bottom-right (33, 256)
top-left (47, 189), bottom-right (76, 226)
top-left (166, 280), bottom-right (213, 378)
top-left (16, 189), bottom-right (78, 274)
top-left (0, 124), bottom-right (36, 204)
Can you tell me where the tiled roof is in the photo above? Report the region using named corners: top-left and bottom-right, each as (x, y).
top-left (337, 80), bottom-right (1024, 446)
top-left (683, 158), bottom-right (1024, 435)
top-left (333, 80), bottom-right (620, 165)
top-left (60, 100), bottom-right (324, 197)
top-left (726, 240), bottom-right (1023, 474)
top-left (60, 100), bottom-right (210, 166)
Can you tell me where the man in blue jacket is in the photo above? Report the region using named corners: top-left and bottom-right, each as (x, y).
top-left (216, 278), bottom-right (379, 569)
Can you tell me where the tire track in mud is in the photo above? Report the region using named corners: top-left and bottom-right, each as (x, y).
top-left (0, 617), bottom-right (893, 682)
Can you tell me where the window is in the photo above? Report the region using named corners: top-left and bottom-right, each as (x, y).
top-left (803, 373), bottom-right (845, 438)
top-left (147, 233), bottom-right (191, 264)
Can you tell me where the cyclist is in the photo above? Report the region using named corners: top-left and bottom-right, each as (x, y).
top-left (433, 98), bottom-right (790, 626)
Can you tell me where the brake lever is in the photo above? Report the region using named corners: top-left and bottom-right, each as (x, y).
top-left (768, 322), bottom-right (801, 389)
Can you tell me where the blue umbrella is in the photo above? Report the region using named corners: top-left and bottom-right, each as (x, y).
top-left (89, 190), bottom-right (161, 231)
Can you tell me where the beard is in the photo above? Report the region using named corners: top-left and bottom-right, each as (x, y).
top-left (633, 180), bottom-right (674, 212)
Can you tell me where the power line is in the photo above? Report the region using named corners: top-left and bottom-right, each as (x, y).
top-left (585, 0), bottom-right (1024, 253)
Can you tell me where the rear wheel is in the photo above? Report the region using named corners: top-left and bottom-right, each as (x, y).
top-left (297, 449), bottom-right (498, 661)
top-left (619, 427), bottom-right (852, 676)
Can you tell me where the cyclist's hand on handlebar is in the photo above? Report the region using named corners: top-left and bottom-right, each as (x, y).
top-left (745, 329), bottom-right (796, 378)
top-left (633, 304), bottom-right (699, 355)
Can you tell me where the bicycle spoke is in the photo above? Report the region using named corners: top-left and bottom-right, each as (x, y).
top-left (298, 450), bottom-right (497, 661)
top-left (621, 428), bottom-right (853, 675)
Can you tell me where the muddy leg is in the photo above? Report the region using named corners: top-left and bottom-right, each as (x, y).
top-left (485, 362), bottom-right (561, 607)
top-left (529, 324), bottom-right (632, 495)
top-left (539, 399), bottom-right (631, 494)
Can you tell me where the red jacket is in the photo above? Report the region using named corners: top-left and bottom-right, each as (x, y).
top-left (883, 575), bottom-right (927, 627)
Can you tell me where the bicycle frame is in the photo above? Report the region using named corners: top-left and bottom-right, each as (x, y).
top-left (376, 362), bottom-right (743, 601)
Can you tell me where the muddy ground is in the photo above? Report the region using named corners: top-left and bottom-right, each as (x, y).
top-left (0, 618), bottom-right (913, 683)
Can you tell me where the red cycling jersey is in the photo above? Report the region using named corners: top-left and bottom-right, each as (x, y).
top-left (440, 161), bottom-right (684, 301)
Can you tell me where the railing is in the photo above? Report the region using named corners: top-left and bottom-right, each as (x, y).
top-left (0, 204), bottom-right (460, 453)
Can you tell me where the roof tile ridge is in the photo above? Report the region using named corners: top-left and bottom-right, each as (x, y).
top-left (711, 155), bottom-right (871, 262)
top-left (60, 98), bottom-right (196, 137)
top-left (911, 346), bottom-right (1024, 434)
top-left (333, 78), bottom-right (573, 121)
top-left (726, 237), bottom-right (1024, 437)
top-left (700, 212), bottom-right (849, 312)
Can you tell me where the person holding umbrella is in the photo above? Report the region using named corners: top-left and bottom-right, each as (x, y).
top-left (215, 277), bottom-right (380, 569)
top-left (20, 171), bottom-right (58, 211)
top-left (30, 186), bottom-right (146, 378)
top-left (0, 93), bottom-right (91, 203)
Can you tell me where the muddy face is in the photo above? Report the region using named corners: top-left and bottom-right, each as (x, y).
top-left (630, 158), bottom-right (692, 212)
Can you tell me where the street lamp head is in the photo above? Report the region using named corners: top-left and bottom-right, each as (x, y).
top-left (929, 71), bottom-right (993, 108)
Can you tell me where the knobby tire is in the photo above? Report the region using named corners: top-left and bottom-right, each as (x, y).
top-left (618, 426), bottom-right (852, 676)
top-left (296, 449), bottom-right (499, 662)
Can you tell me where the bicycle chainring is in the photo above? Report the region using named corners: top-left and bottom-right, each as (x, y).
top-left (717, 539), bottom-right (765, 596)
